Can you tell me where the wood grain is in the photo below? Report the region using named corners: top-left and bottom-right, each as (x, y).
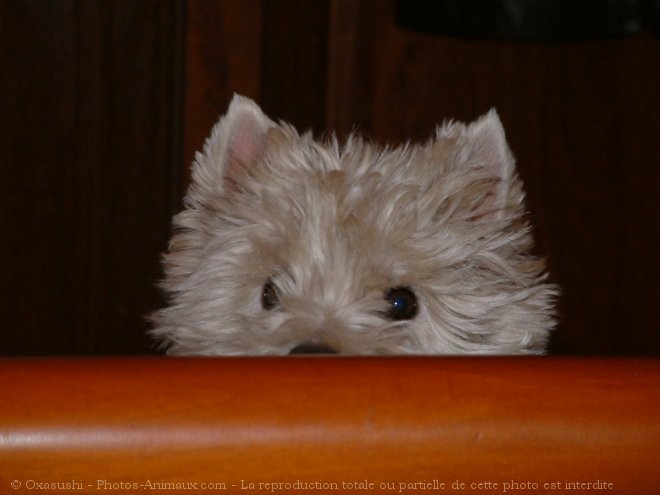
top-left (183, 0), bottom-right (263, 173)
top-left (0, 1), bottom-right (185, 355)
top-left (1, 357), bottom-right (658, 493)
top-left (260, 0), bottom-right (330, 134)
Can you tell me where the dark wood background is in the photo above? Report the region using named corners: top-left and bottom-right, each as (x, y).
top-left (1, 0), bottom-right (658, 356)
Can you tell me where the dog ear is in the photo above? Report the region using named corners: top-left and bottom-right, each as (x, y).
top-left (190, 94), bottom-right (275, 198)
top-left (458, 109), bottom-right (516, 220)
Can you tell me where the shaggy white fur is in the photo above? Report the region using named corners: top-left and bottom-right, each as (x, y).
top-left (151, 95), bottom-right (557, 355)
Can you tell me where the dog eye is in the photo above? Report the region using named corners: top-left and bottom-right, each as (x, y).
top-left (384, 287), bottom-right (418, 320)
top-left (261, 279), bottom-right (280, 310)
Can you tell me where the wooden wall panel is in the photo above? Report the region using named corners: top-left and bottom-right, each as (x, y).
top-left (326, 0), bottom-right (378, 136)
top-left (0, 1), bottom-right (184, 355)
top-left (1, 0), bottom-right (657, 356)
top-left (260, 0), bottom-right (330, 134)
top-left (183, 0), bottom-right (263, 172)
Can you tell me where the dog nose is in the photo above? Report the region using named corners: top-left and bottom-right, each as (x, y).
top-left (289, 343), bottom-right (338, 355)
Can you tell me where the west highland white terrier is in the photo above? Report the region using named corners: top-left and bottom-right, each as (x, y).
top-left (152, 95), bottom-right (556, 355)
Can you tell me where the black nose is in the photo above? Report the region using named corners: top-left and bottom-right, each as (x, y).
top-left (289, 343), bottom-right (338, 355)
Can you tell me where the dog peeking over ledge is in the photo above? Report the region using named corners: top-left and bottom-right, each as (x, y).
top-left (151, 95), bottom-right (557, 355)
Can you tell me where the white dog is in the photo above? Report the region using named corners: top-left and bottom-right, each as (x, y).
top-left (151, 95), bottom-right (556, 355)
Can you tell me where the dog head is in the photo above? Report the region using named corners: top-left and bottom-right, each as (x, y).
top-left (151, 95), bottom-right (556, 355)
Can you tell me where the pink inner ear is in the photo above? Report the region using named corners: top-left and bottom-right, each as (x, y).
top-left (464, 110), bottom-right (514, 220)
top-left (225, 116), bottom-right (266, 181)
top-left (472, 138), bottom-right (507, 219)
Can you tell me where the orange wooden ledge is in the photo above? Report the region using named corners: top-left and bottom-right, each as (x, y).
top-left (0, 357), bottom-right (658, 494)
